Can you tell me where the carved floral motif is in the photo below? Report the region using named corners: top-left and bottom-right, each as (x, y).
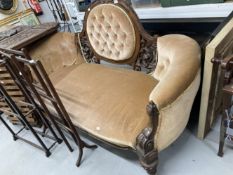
top-left (135, 38), bottom-right (157, 73)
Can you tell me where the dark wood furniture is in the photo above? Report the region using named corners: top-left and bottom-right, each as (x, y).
top-left (0, 22), bottom-right (58, 125)
top-left (217, 54), bottom-right (233, 157)
top-left (0, 47), bottom-right (97, 166)
top-left (0, 51), bottom-right (64, 157)
top-left (0, 22), bottom-right (58, 49)
top-left (28, 1), bottom-right (200, 174)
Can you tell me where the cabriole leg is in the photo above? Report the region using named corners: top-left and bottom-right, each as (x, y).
top-left (136, 101), bottom-right (159, 175)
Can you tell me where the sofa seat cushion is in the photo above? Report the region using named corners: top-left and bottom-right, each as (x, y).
top-left (49, 63), bottom-right (158, 148)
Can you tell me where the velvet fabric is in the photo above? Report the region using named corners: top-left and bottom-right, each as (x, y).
top-left (86, 4), bottom-right (136, 61)
top-left (28, 32), bottom-right (201, 151)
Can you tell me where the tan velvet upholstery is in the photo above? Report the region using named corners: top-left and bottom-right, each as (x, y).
top-left (86, 4), bottom-right (136, 61)
top-left (150, 34), bottom-right (201, 109)
top-left (28, 32), bottom-right (85, 76)
top-left (28, 33), bottom-right (201, 151)
top-left (150, 34), bottom-right (201, 151)
top-left (156, 70), bottom-right (200, 151)
top-left (49, 63), bottom-right (157, 148)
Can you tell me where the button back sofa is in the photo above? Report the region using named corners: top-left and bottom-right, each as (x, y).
top-left (26, 0), bottom-right (201, 174)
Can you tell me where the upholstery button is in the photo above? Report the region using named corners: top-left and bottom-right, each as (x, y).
top-left (109, 14), bottom-right (113, 20)
top-left (114, 34), bottom-right (118, 39)
top-left (100, 15), bottom-right (105, 20)
top-left (111, 43), bottom-right (115, 47)
top-left (115, 52), bottom-right (120, 57)
top-left (105, 34), bottom-right (109, 38)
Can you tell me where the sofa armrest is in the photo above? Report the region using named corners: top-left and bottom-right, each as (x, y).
top-left (28, 32), bottom-right (85, 75)
top-left (147, 34), bottom-right (201, 151)
top-left (149, 34), bottom-right (201, 110)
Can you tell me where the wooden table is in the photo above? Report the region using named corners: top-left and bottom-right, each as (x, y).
top-left (0, 22), bottom-right (58, 49)
top-left (0, 22), bottom-right (58, 125)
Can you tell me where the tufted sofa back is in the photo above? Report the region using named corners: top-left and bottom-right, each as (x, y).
top-left (150, 34), bottom-right (201, 109)
top-left (85, 3), bottom-right (139, 62)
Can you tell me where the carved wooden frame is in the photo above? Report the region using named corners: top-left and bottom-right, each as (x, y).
top-left (78, 1), bottom-right (159, 174)
top-left (78, 0), bottom-right (158, 73)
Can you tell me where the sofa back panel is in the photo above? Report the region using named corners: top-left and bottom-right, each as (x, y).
top-left (85, 3), bottom-right (138, 62)
top-left (28, 32), bottom-right (84, 75)
top-left (150, 34), bottom-right (201, 109)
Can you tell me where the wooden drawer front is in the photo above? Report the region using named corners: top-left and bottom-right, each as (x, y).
top-left (0, 65), bottom-right (37, 125)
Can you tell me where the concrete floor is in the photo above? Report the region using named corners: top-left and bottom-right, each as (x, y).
top-left (0, 115), bottom-right (233, 175)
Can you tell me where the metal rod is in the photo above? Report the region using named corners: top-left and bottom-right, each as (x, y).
top-left (0, 114), bottom-right (17, 139)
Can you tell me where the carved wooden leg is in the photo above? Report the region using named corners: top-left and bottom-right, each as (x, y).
top-left (136, 101), bottom-right (159, 175)
top-left (136, 129), bottom-right (158, 175)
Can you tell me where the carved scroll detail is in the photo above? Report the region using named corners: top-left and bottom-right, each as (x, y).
top-left (135, 38), bottom-right (157, 73)
top-left (79, 35), bottom-right (99, 64)
top-left (136, 101), bottom-right (159, 175)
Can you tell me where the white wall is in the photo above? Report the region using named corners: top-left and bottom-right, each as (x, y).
top-left (37, 1), bottom-right (55, 23)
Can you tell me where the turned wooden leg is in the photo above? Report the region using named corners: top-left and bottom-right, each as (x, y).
top-left (136, 101), bottom-right (159, 175)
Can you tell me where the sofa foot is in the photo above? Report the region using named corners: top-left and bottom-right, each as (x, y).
top-left (136, 129), bottom-right (158, 175)
top-left (136, 101), bottom-right (159, 175)
top-left (139, 149), bottom-right (158, 175)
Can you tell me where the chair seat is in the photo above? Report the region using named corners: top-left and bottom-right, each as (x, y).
top-left (49, 63), bottom-right (158, 148)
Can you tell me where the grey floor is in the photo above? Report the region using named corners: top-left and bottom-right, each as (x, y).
top-left (0, 114), bottom-right (233, 175)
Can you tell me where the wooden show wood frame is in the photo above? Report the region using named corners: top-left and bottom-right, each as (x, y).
top-left (78, 0), bottom-right (158, 73)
